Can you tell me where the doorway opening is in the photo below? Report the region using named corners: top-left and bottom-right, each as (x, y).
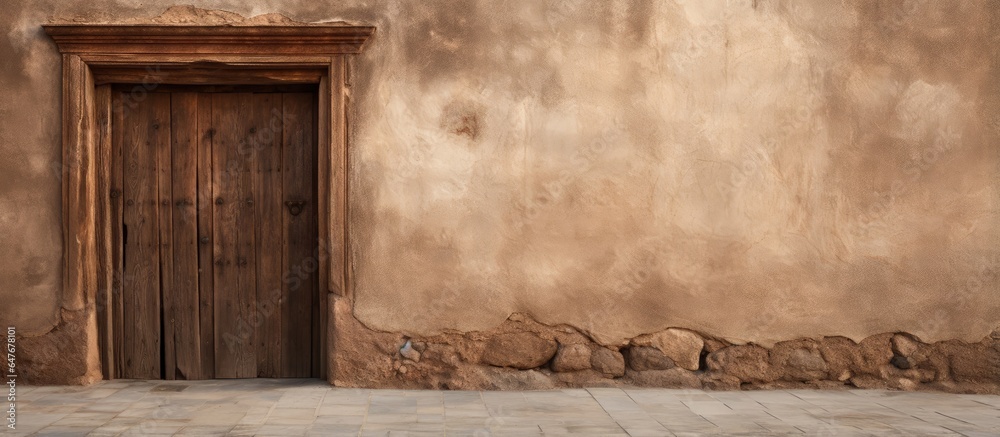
top-left (43, 21), bottom-right (373, 382)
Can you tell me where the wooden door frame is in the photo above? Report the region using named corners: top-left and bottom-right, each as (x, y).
top-left (43, 23), bottom-right (374, 381)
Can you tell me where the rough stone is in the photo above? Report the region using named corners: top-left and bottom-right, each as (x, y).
top-left (783, 348), bottom-right (829, 381)
top-left (631, 329), bottom-right (704, 371)
top-left (817, 337), bottom-right (863, 379)
top-left (625, 346), bottom-right (675, 371)
top-left (480, 332), bottom-right (558, 370)
top-left (702, 372), bottom-right (741, 390)
top-left (810, 380), bottom-right (852, 389)
top-left (452, 367), bottom-right (557, 390)
top-left (703, 338), bottom-right (730, 354)
top-left (921, 346), bottom-right (952, 380)
top-left (849, 374), bottom-right (889, 389)
top-left (938, 340), bottom-right (1000, 383)
top-left (706, 344), bottom-right (778, 383)
top-left (891, 355), bottom-right (914, 370)
top-left (483, 368), bottom-right (558, 390)
top-left (770, 340), bottom-right (828, 382)
top-left (400, 341), bottom-right (422, 362)
top-left (894, 368), bottom-right (936, 383)
top-left (897, 378), bottom-right (919, 391)
top-left (818, 334), bottom-right (894, 381)
top-left (420, 343), bottom-right (461, 367)
top-left (856, 334), bottom-right (895, 376)
top-left (551, 370), bottom-right (620, 387)
top-left (551, 343), bottom-right (591, 372)
top-left (892, 334), bottom-right (921, 357)
top-left (590, 347), bottom-right (626, 377)
top-left (626, 368), bottom-right (702, 389)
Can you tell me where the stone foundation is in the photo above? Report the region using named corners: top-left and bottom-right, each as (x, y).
top-left (332, 298), bottom-right (1000, 393)
top-left (17, 296), bottom-right (999, 393)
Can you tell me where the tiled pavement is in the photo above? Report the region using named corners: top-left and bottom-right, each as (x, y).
top-left (6, 379), bottom-right (1000, 436)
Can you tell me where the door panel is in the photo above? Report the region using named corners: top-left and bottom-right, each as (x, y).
top-left (115, 87), bottom-right (317, 379)
top-left (281, 93), bottom-right (317, 378)
top-left (120, 93), bottom-right (169, 379)
top-left (196, 93), bottom-right (216, 379)
top-left (155, 91), bottom-right (174, 380)
top-left (253, 93), bottom-right (284, 378)
top-left (168, 92), bottom-right (202, 380)
top-left (233, 92), bottom-right (260, 379)
top-left (212, 92), bottom-right (257, 378)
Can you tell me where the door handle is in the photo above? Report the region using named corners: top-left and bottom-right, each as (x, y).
top-left (285, 200), bottom-right (307, 216)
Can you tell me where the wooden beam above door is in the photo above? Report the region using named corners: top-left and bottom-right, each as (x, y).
top-left (42, 24), bottom-right (375, 56)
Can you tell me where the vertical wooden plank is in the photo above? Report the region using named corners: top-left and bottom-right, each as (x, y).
top-left (252, 93), bottom-right (284, 378)
top-left (61, 54), bottom-right (103, 383)
top-left (212, 92), bottom-right (240, 378)
top-left (170, 92), bottom-right (202, 380)
top-left (62, 54), bottom-right (100, 314)
top-left (157, 94), bottom-right (173, 381)
top-left (196, 93), bottom-right (215, 379)
top-left (213, 92), bottom-right (256, 378)
top-left (324, 57), bottom-right (349, 380)
top-left (121, 92), bottom-right (167, 379)
top-left (317, 74), bottom-right (331, 380)
top-left (110, 92), bottom-right (125, 378)
top-left (282, 92), bottom-right (317, 377)
top-left (153, 92), bottom-right (171, 380)
top-left (234, 92), bottom-right (259, 379)
top-left (328, 58), bottom-right (347, 299)
top-left (94, 84), bottom-right (113, 379)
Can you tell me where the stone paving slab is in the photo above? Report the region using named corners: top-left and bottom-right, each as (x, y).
top-left (5, 380), bottom-right (1000, 436)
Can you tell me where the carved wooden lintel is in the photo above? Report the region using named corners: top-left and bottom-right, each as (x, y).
top-left (43, 24), bottom-right (375, 55)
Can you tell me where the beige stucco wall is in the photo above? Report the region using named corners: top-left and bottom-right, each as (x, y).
top-left (1, 1), bottom-right (998, 348)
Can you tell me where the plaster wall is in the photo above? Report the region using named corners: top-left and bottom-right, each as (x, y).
top-left (1, 0), bottom-right (998, 357)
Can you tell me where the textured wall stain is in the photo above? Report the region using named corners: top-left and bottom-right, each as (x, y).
top-left (1, 0), bottom-right (998, 348)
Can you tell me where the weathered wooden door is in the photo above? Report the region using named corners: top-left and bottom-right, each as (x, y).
top-left (111, 85), bottom-right (318, 379)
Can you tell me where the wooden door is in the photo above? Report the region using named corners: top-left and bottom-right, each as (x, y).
top-left (112, 85), bottom-right (318, 379)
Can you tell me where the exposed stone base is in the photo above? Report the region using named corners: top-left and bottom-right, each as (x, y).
top-left (18, 298), bottom-right (1000, 393)
top-left (17, 306), bottom-right (101, 385)
top-left (332, 299), bottom-right (1000, 393)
